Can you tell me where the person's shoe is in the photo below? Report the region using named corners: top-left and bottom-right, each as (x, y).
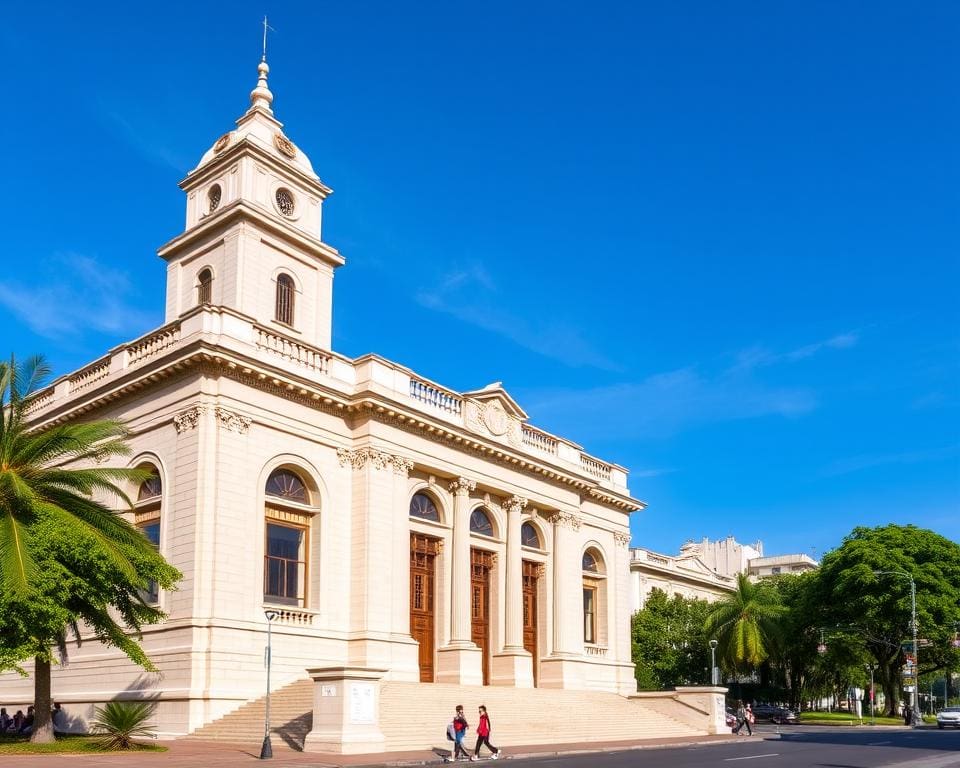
top-left (493, 752), bottom-right (501, 760)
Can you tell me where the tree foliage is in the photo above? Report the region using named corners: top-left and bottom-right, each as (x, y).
top-left (705, 572), bottom-right (787, 672)
top-left (632, 589), bottom-right (713, 690)
top-left (0, 355), bottom-right (181, 743)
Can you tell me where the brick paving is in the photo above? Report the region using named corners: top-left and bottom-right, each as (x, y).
top-left (0, 733), bottom-right (742, 768)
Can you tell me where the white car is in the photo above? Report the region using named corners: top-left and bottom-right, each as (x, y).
top-left (937, 706), bottom-right (960, 729)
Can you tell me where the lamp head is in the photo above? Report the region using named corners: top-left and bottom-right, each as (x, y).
top-left (264, 609), bottom-right (280, 622)
top-left (709, 639), bottom-right (718, 650)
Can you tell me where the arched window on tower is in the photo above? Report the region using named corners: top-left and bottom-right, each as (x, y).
top-left (135, 464), bottom-right (162, 604)
top-left (197, 268), bottom-right (213, 305)
top-left (264, 467), bottom-right (314, 607)
top-left (582, 548), bottom-right (607, 647)
top-left (275, 273), bottom-right (295, 326)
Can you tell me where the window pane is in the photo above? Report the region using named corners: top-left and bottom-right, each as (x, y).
top-left (139, 522), bottom-right (161, 604)
top-left (582, 551), bottom-right (598, 573)
top-left (264, 522), bottom-right (306, 606)
top-left (583, 587), bottom-right (596, 644)
top-left (521, 522), bottom-right (540, 548)
top-left (470, 508), bottom-right (493, 536)
top-left (265, 469), bottom-right (308, 503)
top-left (138, 473), bottom-right (162, 501)
top-left (409, 492), bottom-right (440, 521)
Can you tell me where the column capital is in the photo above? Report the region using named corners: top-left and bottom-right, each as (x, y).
top-left (449, 477), bottom-right (476, 497)
top-left (503, 495), bottom-right (528, 514)
top-left (614, 531), bottom-right (631, 548)
top-left (337, 447), bottom-right (413, 475)
top-left (549, 510), bottom-right (581, 531)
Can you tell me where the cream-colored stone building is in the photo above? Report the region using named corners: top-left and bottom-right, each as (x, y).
top-left (1, 58), bottom-right (649, 741)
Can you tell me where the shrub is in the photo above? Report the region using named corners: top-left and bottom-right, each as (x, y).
top-left (90, 701), bottom-right (156, 750)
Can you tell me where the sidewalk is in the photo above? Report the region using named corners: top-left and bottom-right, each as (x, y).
top-left (0, 733), bottom-right (743, 768)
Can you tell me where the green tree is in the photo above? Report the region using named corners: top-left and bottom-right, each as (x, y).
top-left (705, 573), bottom-right (787, 673)
top-left (632, 589), bottom-right (713, 690)
top-left (0, 355), bottom-right (180, 743)
top-left (812, 524), bottom-right (960, 716)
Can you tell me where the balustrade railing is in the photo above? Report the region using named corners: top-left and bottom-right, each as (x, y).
top-left (69, 357), bottom-right (111, 393)
top-left (409, 378), bottom-right (462, 416)
top-left (263, 606), bottom-right (317, 627)
top-left (127, 322), bottom-right (181, 366)
top-left (580, 454), bottom-right (612, 481)
top-left (255, 326), bottom-right (331, 374)
top-left (584, 645), bottom-right (608, 657)
top-left (522, 426), bottom-right (558, 455)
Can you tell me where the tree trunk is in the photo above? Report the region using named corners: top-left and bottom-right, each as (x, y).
top-left (30, 656), bottom-right (54, 744)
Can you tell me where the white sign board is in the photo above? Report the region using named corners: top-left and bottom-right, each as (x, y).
top-left (349, 682), bottom-right (375, 725)
top-left (321, 684), bottom-right (337, 697)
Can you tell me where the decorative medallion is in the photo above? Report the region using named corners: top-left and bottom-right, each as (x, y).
top-left (275, 188), bottom-right (296, 217)
top-left (465, 399), bottom-right (523, 448)
top-left (274, 133), bottom-right (296, 158)
top-left (482, 401), bottom-right (510, 436)
top-left (213, 132), bottom-right (232, 153)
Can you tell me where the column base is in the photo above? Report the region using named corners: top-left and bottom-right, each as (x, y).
top-left (302, 667), bottom-right (387, 754)
top-left (538, 656), bottom-right (585, 690)
top-left (436, 645), bottom-right (484, 685)
top-left (490, 649), bottom-right (534, 688)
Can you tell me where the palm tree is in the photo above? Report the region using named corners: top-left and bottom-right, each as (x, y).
top-left (705, 573), bottom-right (787, 674)
top-left (0, 355), bottom-right (178, 743)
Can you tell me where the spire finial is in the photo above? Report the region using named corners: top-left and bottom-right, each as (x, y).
top-left (249, 16), bottom-right (275, 113)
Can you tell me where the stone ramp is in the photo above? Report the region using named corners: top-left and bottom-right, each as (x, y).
top-left (188, 679), bottom-right (705, 750)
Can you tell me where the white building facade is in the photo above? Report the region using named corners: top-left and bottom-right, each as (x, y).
top-left (2, 58), bottom-right (643, 738)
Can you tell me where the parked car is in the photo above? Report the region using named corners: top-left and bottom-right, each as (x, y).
top-left (751, 704), bottom-right (798, 724)
top-left (937, 707), bottom-right (960, 729)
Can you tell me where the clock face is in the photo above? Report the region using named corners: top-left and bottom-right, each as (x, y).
top-left (274, 133), bottom-right (296, 158)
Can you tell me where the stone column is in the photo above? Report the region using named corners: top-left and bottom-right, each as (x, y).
top-left (448, 476), bottom-right (475, 645)
top-left (437, 477), bottom-right (482, 684)
top-left (502, 495), bottom-right (526, 650)
top-left (491, 495), bottom-right (533, 687)
top-left (540, 510), bottom-right (583, 689)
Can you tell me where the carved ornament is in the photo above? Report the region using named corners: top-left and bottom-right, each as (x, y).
top-left (503, 495), bottom-right (528, 515)
top-left (614, 531), bottom-right (631, 548)
top-left (173, 406), bottom-right (205, 433)
top-left (336, 448), bottom-right (414, 476)
top-left (464, 400), bottom-right (523, 448)
top-left (449, 477), bottom-right (477, 497)
top-left (548, 510), bottom-right (582, 531)
top-left (215, 407), bottom-right (251, 434)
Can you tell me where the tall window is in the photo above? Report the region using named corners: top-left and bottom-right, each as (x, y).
top-left (135, 465), bottom-right (162, 604)
top-left (264, 468), bottom-right (311, 606)
top-left (582, 548), bottom-right (606, 646)
top-left (197, 268), bottom-right (213, 305)
top-left (275, 273), bottom-right (295, 326)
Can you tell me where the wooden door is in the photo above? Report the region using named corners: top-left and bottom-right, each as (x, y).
top-left (522, 560), bottom-right (540, 686)
top-left (471, 548), bottom-right (494, 685)
top-left (410, 534), bottom-right (439, 682)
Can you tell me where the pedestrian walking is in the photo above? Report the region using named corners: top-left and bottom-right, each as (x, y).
top-left (733, 700), bottom-right (752, 736)
top-left (446, 704), bottom-right (471, 762)
top-left (471, 705), bottom-right (501, 760)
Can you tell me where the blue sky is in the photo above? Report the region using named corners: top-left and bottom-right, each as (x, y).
top-left (3, 2), bottom-right (957, 558)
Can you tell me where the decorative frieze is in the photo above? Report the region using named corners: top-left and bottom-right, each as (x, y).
top-left (449, 476), bottom-right (477, 497)
top-left (337, 447), bottom-right (414, 476)
top-left (173, 405), bottom-right (205, 433)
top-left (548, 510), bottom-right (582, 531)
top-left (215, 407), bottom-right (251, 433)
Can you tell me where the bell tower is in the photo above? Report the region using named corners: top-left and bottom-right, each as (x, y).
top-left (157, 55), bottom-right (343, 351)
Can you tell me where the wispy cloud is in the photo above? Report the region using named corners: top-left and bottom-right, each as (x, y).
top-left (733, 332), bottom-right (859, 371)
top-left (821, 444), bottom-right (960, 477)
top-left (416, 264), bottom-right (619, 370)
top-left (0, 253), bottom-right (156, 339)
top-left (103, 110), bottom-right (191, 172)
top-left (632, 467), bottom-right (677, 479)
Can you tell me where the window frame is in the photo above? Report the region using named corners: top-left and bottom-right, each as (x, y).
top-left (275, 273), bottom-right (296, 326)
top-left (263, 518), bottom-right (309, 607)
top-left (197, 268), bottom-right (213, 305)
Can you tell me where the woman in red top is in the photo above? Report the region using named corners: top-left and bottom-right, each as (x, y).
top-left (472, 705), bottom-right (500, 760)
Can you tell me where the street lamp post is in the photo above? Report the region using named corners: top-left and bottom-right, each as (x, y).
top-left (874, 570), bottom-right (919, 726)
top-left (260, 610), bottom-right (280, 760)
top-left (865, 663), bottom-right (875, 725)
top-left (710, 639), bottom-right (719, 685)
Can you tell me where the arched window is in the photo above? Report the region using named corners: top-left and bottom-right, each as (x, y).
top-left (521, 522), bottom-right (541, 549)
top-left (275, 273), bottom-right (295, 326)
top-left (135, 464), bottom-right (162, 604)
top-left (197, 268), bottom-right (213, 305)
top-left (207, 184), bottom-right (222, 214)
top-left (470, 507), bottom-right (494, 537)
top-left (264, 468), bottom-right (312, 607)
top-left (409, 492), bottom-right (440, 522)
top-left (582, 547), bottom-right (606, 646)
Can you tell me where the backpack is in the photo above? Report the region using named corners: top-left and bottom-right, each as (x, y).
top-left (446, 722), bottom-right (456, 741)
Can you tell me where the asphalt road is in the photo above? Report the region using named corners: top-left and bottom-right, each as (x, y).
top-left (504, 727), bottom-right (960, 768)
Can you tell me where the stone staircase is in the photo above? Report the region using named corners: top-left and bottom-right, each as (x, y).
top-left (188, 679), bottom-right (705, 751)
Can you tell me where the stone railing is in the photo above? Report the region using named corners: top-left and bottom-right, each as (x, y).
top-left (632, 550), bottom-right (671, 566)
top-left (68, 357), bottom-right (111, 393)
top-left (25, 387), bottom-right (55, 415)
top-left (255, 326), bottom-right (331, 375)
top-left (521, 425), bottom-right (558, 455)
top-left (409, 377), bottom-right (462, 416)
top-left (267, 606), bottom-right (319, 627)
top-left (580, 454), bottom-right (612, 482)
top-left (126, 322), bottom-right (182, 367)
top-left (584, 645), bottom-right (608, 657)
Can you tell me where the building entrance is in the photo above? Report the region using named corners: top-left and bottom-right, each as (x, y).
top-left (471, 548), bottom-right (494, 685)
top-left (410, 533), bottom-right (439, 682)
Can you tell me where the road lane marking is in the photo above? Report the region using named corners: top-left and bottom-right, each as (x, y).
top-left (724, 755), bottom-right (780, 762)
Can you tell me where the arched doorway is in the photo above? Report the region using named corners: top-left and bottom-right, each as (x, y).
top-left (410, 533), bottom-right (440, 682)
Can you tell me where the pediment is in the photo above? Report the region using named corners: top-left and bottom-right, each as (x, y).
top-left (462, 382), bottom-right (528, 421)
top-left (675, 555), bottom-right (719, 577)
